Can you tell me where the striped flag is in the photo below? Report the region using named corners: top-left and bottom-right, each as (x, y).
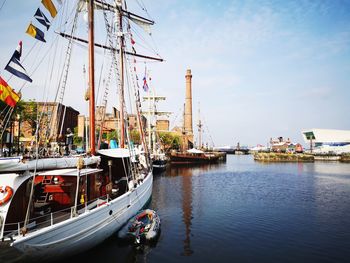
top-left (26, 23), bottom-right (46, 43)
top-left (4, 41), bottom-right (33, 83)
top-left (0, 76), bottom-right (20, 107)
top-left (34, 8), bottom-right (51, 30)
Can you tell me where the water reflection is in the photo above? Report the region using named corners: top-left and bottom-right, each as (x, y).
top-left (166, 163), bottom-right (223, 256)
top-left (182, 169), bottom-right (193, 256)
top-left (66, 156), bottom-right (350, 263)
top-left (167, 163), bottom-right (220, 177)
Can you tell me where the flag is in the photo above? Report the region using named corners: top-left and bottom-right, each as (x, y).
top-left (142, 66), bottom-right (149, 92)
top-left (131, 36), bottom-right (135, 45)
top-left (41, 0), bottom-right (57, 18)
top-left (143, 76), bottom-right (149, 92)
top-left (34, 8), bottom-right (51, 30)
top-left (5, 41), bottom-right (33, 82)
top-left (26, 23), bottom-right (46, 43)
top-left (0, 76), bottom-right (20, 107)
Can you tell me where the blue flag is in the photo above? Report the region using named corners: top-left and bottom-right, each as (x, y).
top-left (26, 23), bottom-right (46, 43)
top-left (34, 8), bottom-right (51, 30)
top-left (5, 41), bottom-right (33, 83)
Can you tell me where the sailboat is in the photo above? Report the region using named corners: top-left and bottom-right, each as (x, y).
top-left (142, 80), bottom-right (170, 173)
top-left (0, 0), bottom-right (161, 261)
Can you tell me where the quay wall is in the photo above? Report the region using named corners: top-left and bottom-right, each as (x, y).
top-left (254, 152), bottom-right (314, 162)
top-left (340, 154), bottom-right (350, 163)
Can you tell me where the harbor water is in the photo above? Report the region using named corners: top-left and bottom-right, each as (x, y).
top-left (71, 155), bottom-right (350, 263)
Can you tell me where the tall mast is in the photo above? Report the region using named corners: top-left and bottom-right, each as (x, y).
top-left (117, 0), bottom-right (125, 148)
top-left (148, 81), bottom-right (151, 152)
top-left (198, 102), bottom-right (202, 149)
top-left (88, 0), bottom-right (96, 154)
top-left (152, 79), bottom-right (156, 154)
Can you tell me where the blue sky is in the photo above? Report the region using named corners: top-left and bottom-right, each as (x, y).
top-left (1, 0), bottom-right (350, 147)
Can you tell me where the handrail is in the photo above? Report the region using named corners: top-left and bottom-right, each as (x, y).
top-left (1, 194), bottom-right (111, 240)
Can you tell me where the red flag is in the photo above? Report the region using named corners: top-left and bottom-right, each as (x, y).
top-left (0, 76), bottom-right (20, 107)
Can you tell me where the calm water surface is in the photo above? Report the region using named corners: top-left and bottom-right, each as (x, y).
top-left (72, 155), bottom-right (350, 263)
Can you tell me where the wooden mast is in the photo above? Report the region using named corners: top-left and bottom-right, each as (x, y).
top-left (118, 0), bottom-right (125, 148)
top-left (88, 0), bottom-right (96, 154)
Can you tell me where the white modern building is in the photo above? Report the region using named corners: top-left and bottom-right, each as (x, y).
top-left (302, 129), bottom-right (350, 154)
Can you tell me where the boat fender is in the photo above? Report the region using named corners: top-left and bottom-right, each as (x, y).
top-left (128, 180), bottom-right (134, 190)
top-left (0, 186), bottom-right (13, 206)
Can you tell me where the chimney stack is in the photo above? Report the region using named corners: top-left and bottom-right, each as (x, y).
top-left (184, 69), bottom-right (193, 135)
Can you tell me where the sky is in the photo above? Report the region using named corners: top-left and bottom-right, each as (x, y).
top-left (0, 0), bottom-right (350, 147)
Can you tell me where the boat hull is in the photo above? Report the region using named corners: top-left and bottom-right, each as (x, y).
top-left (152, 159), bottom-right (167, 173)
top-left (8, 172), bottom-right (153, 261)
top-left (170, 153), bottom-right (219, 164)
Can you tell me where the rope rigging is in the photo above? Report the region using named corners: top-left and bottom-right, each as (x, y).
top-left (0, 0), bottom-right (7, 13)
top-left (51, 7), bottom-right (80, 141)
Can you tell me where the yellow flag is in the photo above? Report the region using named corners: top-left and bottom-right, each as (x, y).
top-left (41, 0), bottom-right (57, 18)
top-left (26, 24), bottom-right (37, 38)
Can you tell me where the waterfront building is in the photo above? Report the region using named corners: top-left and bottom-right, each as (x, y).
top-left (270, 137), bottom-right (291, 152)
top-left (156, 119), bottom-right (170, 132)
top-left (3, 102), bottom-right (79, 153)
top-left (268, 137), bottom-right (303, 153)
top-left (78, 106), bottom-right (147, 145)
top-left (302, 129), bottom-right (350, 154)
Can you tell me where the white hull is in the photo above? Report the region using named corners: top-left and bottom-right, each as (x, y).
top-left (8, 172), bottom-right (153, 261)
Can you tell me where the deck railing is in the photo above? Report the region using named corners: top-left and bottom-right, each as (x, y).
top-left (0, 194), bottom-right (110, 240)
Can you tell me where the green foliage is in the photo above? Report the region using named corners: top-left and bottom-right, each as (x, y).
top-left (130, 130), bottom-right (140, 144)
top-left (21, 100), bottom-right (38, 136)
top-left (73, 127), bottom-right (83, 146)
top-left (158, 132), bottom-right (180, 152)
top-left (0, 100), bottom-right (26, 124)
top-left (107, 130), bottom-right (118, 141)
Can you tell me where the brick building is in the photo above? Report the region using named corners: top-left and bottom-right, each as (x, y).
top-left (17, 102), bottom-right (79, 146)
top-left (78, 106), bottom-right (147, 143)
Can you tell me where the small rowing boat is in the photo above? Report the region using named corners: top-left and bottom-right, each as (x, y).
top-left (118, 209), bottom-right (161, 244)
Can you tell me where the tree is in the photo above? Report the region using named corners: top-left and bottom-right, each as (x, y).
top-left (21, 100), bottom-right (38, 136)
top-left (158, 132), bottom-right (180, 152)
top-left (0, 99), bottom-right (27, 154)
top-left (73, 127), bottom-right (83, 146)
top-left (107, 130), bottom-right (118, 142)
top-left (130, 130), bottom-right (140, 144)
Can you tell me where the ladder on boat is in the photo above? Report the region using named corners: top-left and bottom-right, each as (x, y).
top-left (36, 176), bottom-right (53, 203)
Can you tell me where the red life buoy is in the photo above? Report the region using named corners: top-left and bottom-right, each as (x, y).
top-left (0, 186), bottom-right (13, 206)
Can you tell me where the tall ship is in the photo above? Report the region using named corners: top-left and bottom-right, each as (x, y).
top-left (0, 0), bottom-right (162, 261)
top-left (142, 81), bottom-right (170, 173)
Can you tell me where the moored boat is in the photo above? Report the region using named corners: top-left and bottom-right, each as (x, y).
top-left (0, 0), bottom-right (162, 260)
top-left (118, 209), bottom-right (161, 244)
top-left (0, 166), bottom-right (152, 261)
top-left (170, 148), bottom-right (220, 164)
top-left (151, 153), bottom-right (168, 173)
